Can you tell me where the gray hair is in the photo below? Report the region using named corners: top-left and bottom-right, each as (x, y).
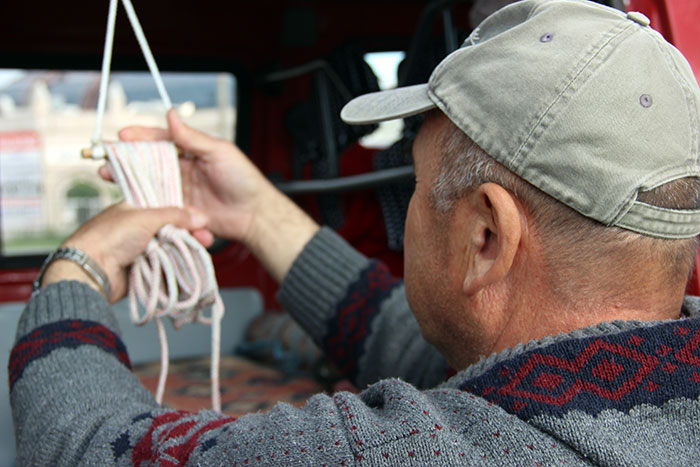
top-left (430, 121), bottom-right (700, 304)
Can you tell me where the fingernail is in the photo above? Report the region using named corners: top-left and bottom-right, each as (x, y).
top-left (189, 210), bottom-right (207, 227)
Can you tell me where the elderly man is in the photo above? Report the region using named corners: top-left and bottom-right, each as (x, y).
top-left (10, 0), bottom-right (700, 465)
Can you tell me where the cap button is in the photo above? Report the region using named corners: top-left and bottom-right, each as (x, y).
top-left (627, 11), bottom-right (650, 27)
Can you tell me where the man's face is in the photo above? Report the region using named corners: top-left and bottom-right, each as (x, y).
top-left (404, 112), bottom-right (463, 346)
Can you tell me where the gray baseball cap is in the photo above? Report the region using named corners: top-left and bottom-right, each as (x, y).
top-left (341, 0), bottom-right (700, 239)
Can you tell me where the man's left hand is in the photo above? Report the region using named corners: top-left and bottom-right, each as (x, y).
top-left (40, 203), bottom-right (208, 302)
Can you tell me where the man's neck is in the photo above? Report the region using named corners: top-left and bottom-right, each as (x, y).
top-left (447, 280), bottom-right (686, 371)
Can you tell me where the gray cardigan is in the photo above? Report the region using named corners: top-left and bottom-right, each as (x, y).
top-left (9, 227), bottom-right (700, 465)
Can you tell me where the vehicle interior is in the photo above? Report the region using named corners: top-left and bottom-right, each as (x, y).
top-left (0, 0), bottom-right (698, 464)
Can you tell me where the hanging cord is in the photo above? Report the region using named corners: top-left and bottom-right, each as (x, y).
top-left (92, 0), bottom-right (172, 152)
top-left (91, 0), bottom-right (225, 412)
top-left (92, 0), bottom-right (118, 151)
top-left (105, 142), bottom-right (224, 411)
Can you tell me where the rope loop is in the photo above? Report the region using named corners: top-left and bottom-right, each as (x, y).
top-left (105, 141), bottom-right (224, 412)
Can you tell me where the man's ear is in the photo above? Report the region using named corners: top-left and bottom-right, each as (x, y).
top-left (463, 183), bottom-right (523, 296)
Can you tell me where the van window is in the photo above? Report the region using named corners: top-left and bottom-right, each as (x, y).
top-left (0, 70), bottom-right (236, 256)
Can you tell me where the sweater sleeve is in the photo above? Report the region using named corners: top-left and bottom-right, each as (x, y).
top-left (277, 227), bottom-right (449, 390)
top-left (8, 281), bottom-right (360, 466)
top-left (9, 281), bottom-right (157, 465)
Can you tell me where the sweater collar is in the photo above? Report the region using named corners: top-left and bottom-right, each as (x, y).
top-left (442, 296), bottom-right (700, 419)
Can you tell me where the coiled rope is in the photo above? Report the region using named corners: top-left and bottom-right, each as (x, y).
top-left (91, 0), bottom-right (225, 412)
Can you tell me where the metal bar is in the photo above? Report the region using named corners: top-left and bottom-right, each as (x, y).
top-left (276, 165), bottom-right (414, 195)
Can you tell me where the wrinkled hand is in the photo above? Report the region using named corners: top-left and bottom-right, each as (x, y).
top-left (42, 203), bottom-right (207, 303)
top-left (103, 109), bottom-right (319, 283)
top-left (101, 109), bottom-right (269, 245)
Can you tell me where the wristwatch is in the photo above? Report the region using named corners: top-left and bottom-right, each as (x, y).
top-left (32, 247), bottom-right (112, 300)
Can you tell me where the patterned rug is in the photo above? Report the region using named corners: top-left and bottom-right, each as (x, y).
top-left (135, 355), bottom-right (329, 417)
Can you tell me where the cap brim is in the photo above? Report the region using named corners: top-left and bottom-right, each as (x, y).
top-left (340, 83), bottom-right (435, 125)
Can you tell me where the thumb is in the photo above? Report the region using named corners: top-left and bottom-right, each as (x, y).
top-left (138, 205), bottom-right (209, 235)
top-left (167, 108), bottom-right (225, 156)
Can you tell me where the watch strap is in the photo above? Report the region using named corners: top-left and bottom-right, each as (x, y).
top-left (33, 247), bottom-right (112, 300)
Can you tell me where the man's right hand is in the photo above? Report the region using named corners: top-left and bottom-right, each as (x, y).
top-left (102, 109), bottom-right (262, 246)
top-left (103, 109), bottom-right (320, 283)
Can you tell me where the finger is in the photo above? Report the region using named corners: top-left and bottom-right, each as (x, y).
top-left (119, 126), bottom-right (171, 142)
top-left (191, 228), bottom-right (215, 248)
top-left (167, 108), bottom-right (225, 155)
top-left (98, 164), bottom-right (115, 182)
top-left (184, 206), bottom-right (209, 228)
top-left (136, 206), bottom-right (208, 237)
top-left (110, 201), bottom-right (130, 212)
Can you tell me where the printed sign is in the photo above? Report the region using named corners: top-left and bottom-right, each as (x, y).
top-left (0, 131), bottom-right (44, 239)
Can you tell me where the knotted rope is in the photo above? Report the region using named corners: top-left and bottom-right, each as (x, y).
top-left (90, 0), bottom-right (225, 412)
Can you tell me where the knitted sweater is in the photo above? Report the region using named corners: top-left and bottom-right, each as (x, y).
top-left (9, 227), bottom-right (700, 465)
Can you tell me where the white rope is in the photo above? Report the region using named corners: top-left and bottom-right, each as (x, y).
top-left (91, 0), bottom-right (225, 412)
top-left (92, 0), bottom-right (172, 150)
top-left (105, 142), bottom-right (225, 412)
top-left (119, 0), bottom-right (173, 110)
top-left (92, 0), bottom-right (119, 148)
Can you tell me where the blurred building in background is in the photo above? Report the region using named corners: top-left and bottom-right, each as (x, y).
top-left (0, 71), bottom-right (236, 255)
